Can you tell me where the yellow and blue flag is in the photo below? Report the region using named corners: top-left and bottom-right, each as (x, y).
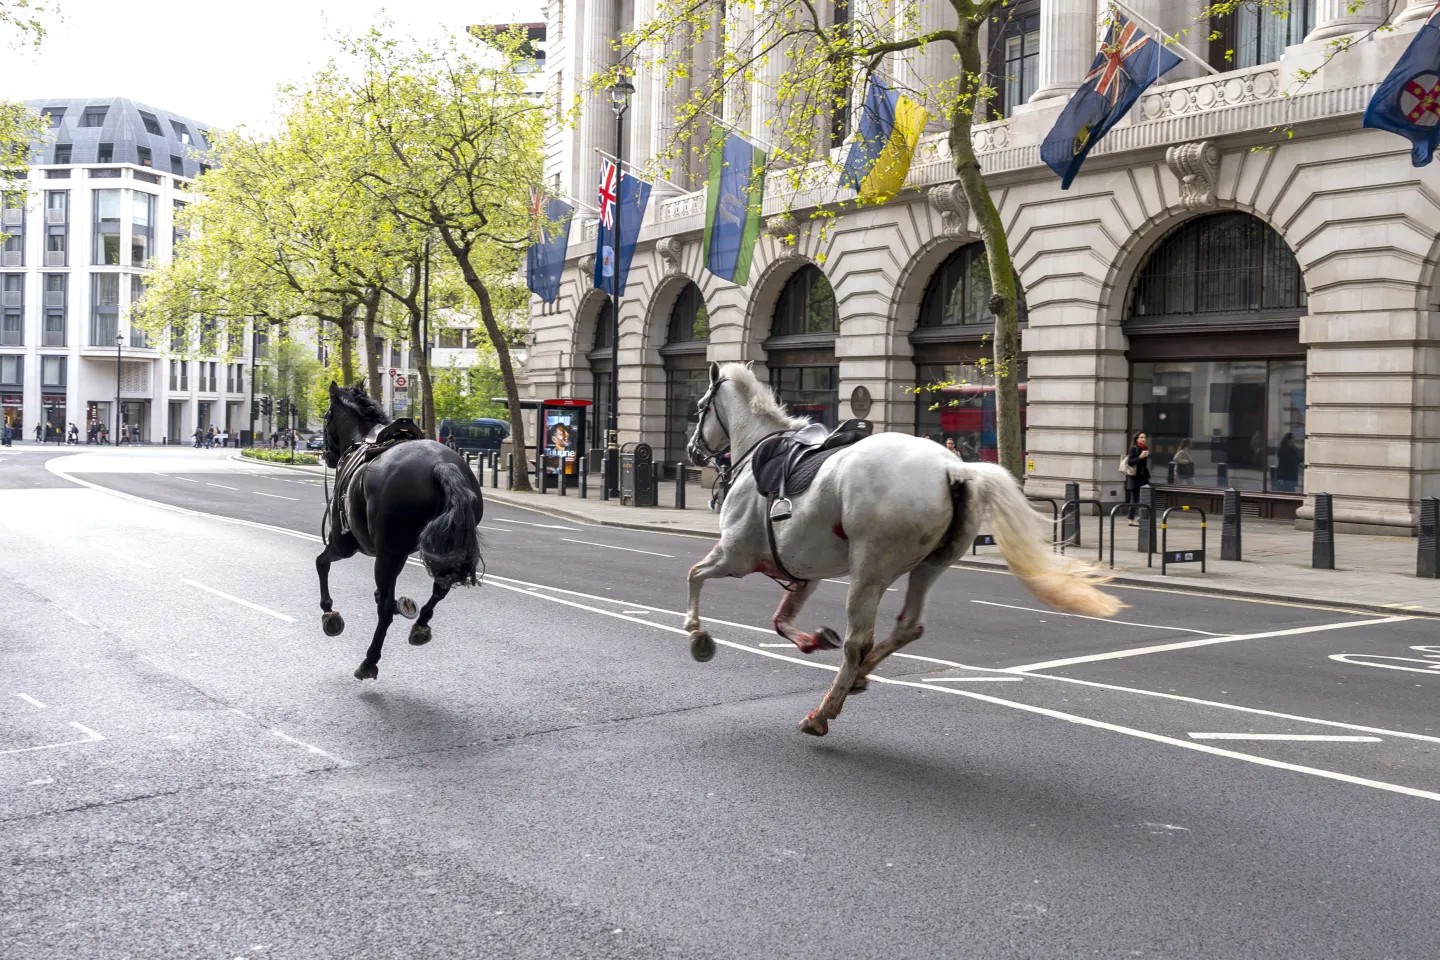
top-left (703, 128), bottom-right (767, 285)
top-left (841, 74), bottom-right (929, 203)
top-left (1363, 2), bottom-right (1440, 166)
top-left (1040, 14), bottom-right (1180, 189)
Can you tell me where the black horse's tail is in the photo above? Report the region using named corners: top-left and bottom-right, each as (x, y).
top-left (419, 461), bottom-right (482, 588)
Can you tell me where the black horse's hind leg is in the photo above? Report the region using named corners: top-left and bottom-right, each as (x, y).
top-left (407, 581), bottom-right (451, 647)
top-left (355, 551), bottom-right (406, 680)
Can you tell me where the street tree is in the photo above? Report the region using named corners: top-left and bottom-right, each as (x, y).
top-left (615, 0), bottom-right (1043, 476)
top-left (304, 29), bottom-right (544, 490)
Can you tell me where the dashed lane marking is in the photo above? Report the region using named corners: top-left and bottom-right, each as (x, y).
top-left (254, 492), bottom-right (299, 501)
top-left (0, 721), bottom-right (105, 758)
top-left (493, 518), bottom-right (581, 531)
top-left (171, 476), bottom-right (201, 483)
top-left (921, 676), bottom-right (1024, 683)
top-left (268, 728), bottom-right (353, 767)
top-left (1189, 733), bottom-right (1382, 743)
top-left (181, 579), bottom-right (296, 622)
top-left (205, 482), bottom-right (238, 491)
top-left (560, 538), bottom-right (674, 558)
top-left (14, 693), bottom-right (47, 709)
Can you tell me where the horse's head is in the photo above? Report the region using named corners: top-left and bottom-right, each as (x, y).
top-left (687, 362), bottom-right (731, 466)
top-left (323, 380), bottom-right (386, 468)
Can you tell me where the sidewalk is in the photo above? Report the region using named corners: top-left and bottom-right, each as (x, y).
top-left (472, 472), bottom-right (1440, 618)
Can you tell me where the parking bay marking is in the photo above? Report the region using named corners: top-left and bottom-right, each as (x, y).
top-left (1189, 733), bottom-right (1382, 742)
top-left (493, 518), bottom-right (580, 531)
top-left (254, 492), bottom-right (299, 501)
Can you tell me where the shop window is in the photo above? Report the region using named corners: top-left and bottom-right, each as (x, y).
top-left (592, 299), bottom-right (615, 350)
top-left (666, 283), bottom-right (709, 343)
top-left (914, 362), bottom-right (1027, 462)
top-left (770, 365), bottom-right (838, 428)
top-left (771, 265), bottom-right (837, 337)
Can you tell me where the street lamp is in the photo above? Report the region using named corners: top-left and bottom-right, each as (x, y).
top-left (606, 77), bottom-right (634, 499)
top-left (114, 333), bottom-right (123, 446)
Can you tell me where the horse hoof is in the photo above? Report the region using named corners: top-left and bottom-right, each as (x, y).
top-left (322, 612), bottom-right (345, 637)
top-left (408, 624), bottom-right (432, 647)
top-left (689, 630), bottom-right (716, 663)
top-left (397, 597), bottom-right (419, 620)
top-left (815, 626), bottom-right (841, 650)
top-left (354, 662), bottom-right (378, 681)
top-left (799, 711), bottom-right (829, 737)
top-left (850, 675), bottom-right (870, 694)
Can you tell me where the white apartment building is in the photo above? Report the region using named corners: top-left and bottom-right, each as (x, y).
top-left (529, 0), bottom-right (1440, 533)
top-left (2, 97), bottom-right (253, 445)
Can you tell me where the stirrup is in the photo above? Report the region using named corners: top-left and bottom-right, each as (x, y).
top-left (769, 498), bottom-right (793, 522)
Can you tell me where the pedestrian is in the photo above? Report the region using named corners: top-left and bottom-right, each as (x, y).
top-left (1122, 430), bottom-right (1150, 525)
top-left (67, 422), bottom-right (79, 445)
top-left (1276, 432), bottom-right (1301, 493)
top-left (1, 421), bottom-right (10, 447)
top-left (87, 420), bottom-right (98, 444)
top-left (1171, 437), bottom-right (1194, 479)
top-left (944, 437), bottom-right (958, 457)
top-left (33, 423), bottom-right (41, 443)
top-left (99, 425), bottom-right (109, 445)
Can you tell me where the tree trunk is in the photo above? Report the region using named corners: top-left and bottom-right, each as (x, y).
top-left (435, 228), bottom-right (532, 492)
top-left (951, 18), bottom-right (1024, 481)
top-left (334, 310), bottom-right (356, 387)
top-left (361, 289), bottom-right (382, 396)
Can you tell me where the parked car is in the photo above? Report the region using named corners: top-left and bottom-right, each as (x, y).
top-left (306, 434), bottom-right (326, 451)
top-left (437, 418), bottom-right (509, 455)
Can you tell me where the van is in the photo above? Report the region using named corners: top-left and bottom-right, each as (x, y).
top-left (438, 418), bottom-right (510, 455)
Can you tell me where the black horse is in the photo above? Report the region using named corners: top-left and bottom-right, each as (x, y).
top-left (318, 382), bottom-right (483, 680)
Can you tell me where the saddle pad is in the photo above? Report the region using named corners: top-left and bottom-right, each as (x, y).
top-left (754, 442), bottom-right (848, 499)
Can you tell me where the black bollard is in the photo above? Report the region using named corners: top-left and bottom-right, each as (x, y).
top-left (536, 457), bottom-right (545, 495)
top-left (675, 462), bottom-right (687, 510)
top-left (1418, 496), bottom-right (1438, 579)
top-left (1217, 463), bottom-right (1229, 487)
top-left (1221, 487), bottom-right (1242, 562)
top-left (1312, 492), bottom-right (1335, 570)
top-left (652, 462), bottom-right (664, 506)
top-left (1167, 462), bottom-right (1176, 485)
top-left (506, 453), bottom-right (514, 490)
top-left (559, 461), bottom-right (568, 496)
top-left (1137, 484), bottom-right (1156, 554)
top-left (1063, 481), bottom-right (1080, 547)
top-left (579, 456), bottom-right (588, 498)
top-left (491, 453), bottom-right (499, 489)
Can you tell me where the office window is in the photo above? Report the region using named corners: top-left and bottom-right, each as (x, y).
top-left (93, 189), bottom-right (121, 265)
top-left (44, 170), bottom-right (71, 179)
top-left (81, 106), bottom-right (108, 128)
top-left (91, 272), bottom-right (120, 345)
top-left (171, 121), bottom-right (192, 144)
top-left (2, 232), bottom-right (22, 267)
top-left (136, 147), bottom-right (152, 168)
top-left (2, 273), bottom-right (22, 308)
top-left (42, 107), bottom-right (65, 128)
top-left (828, 0), bottom-right (852, 148)
top-left (45, 231), bottom-right (66, 266)
top-left (41, 356), bottom-right (66, 386)
top-left (129, 275), bottom-right (148, 347)
top-left (0, 355), bottom-right (20, 384)
top-left (43, 272), bottom-right (66, 306)
top-left (53, 143), bottom-right (71, 164)
top-left (139, 112), bottom-right (163, 136)
top-left (170, 155), bottom-right (184, 175)
top-left (170, 359), bottom-right (188, 391)
top-left (43, 310), bottom-right (65, 346)
top-left (1, 309), bottom-right (20, 346)
top-left (130, 192), bottom-right (155, 266)
top-left (437, 328), bottom-right (464, 349)
top-left (45, 191), bottom-right (67, 222)
top-left (96, 142), bottom-right (114, 163)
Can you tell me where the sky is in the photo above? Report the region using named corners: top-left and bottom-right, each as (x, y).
top-left (3, 0), bottom-right (544, 131)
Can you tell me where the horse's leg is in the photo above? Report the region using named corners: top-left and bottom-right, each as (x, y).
top-left (850, 560), bottom-right (947, 693)
top-left (770, 579), bottom-right (837, 654)
top-left (800, 573), bottom-right (888, 736)
top-left (355, 550), bottom-right (405, 681)
top-left (684, 542), bottom-right (744, 662)
top-left (316, 534), bottom-right (357, 637)
top-left (407, 580), bottom-right (451, 647)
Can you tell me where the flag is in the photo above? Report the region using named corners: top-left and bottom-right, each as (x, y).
top-left (593, 161), bottom-right (652, 297)
top-left (1040, 13), bottom-right (1182, 189)
top-left (702, 128), bottom-right (766, 285)
top-left (525, 187), bottom-right (574, 305)
top-left (1363, 2), bottom-right (1440, 166)
top-left (841, 74), bottom-right (929, 202)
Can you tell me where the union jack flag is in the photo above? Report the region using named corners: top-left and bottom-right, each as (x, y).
top-left (1083, 19), bottom-right (1151, 108)
top-left (529, 186), bottom-right (548, 241)
top-left (597, 159), bottom-right (619, 229)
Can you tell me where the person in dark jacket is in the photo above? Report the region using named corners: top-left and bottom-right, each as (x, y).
top-left (1125, 430), bottom-right (1151, 525)
top-left (1275, 432), bottom-right (1302, 493)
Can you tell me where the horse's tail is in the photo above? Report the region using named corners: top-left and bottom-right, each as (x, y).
top-left (419, 461), bottom-right (482, 588)
top-left (964, 462), bottom-right (1125, 618)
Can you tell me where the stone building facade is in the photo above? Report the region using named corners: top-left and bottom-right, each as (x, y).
top-left (527, 0), bottom-right (1440, 533)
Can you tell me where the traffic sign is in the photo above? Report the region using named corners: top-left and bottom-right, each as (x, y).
top-left (388, 368), bottom-right (397, 377)
top-left (395, 375), bottom-right (408, 390)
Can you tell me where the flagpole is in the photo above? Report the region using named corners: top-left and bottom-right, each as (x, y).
top-left (703, 112), bottom-right (808, 166)
top-left (591, 148), bottom-right (688, 194)
top-left (1110, 0), bottom-right (1220, 76)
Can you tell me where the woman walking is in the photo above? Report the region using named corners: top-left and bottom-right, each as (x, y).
top-left (1124, 430), bottom-right (1150, 525)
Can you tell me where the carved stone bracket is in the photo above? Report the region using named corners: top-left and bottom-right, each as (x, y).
top-left (764, 214), bottom-right (800, 246)
top-left (655, 236), bottom-right (685, 276)
top-left (927, 183), bottom-right (969, 239)
top-left (577, 254), bottom-right (595, 275)
top-left (1165, 141), bottom-right (1222, 211)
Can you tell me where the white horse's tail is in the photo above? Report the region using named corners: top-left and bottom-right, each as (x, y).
top-left (963, 463), bottom-right (1126, 618)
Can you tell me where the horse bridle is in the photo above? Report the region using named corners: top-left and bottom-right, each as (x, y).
top-left (690, 378), bottom-right (730, 462)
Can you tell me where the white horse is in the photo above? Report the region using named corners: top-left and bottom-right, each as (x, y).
top-left (685, 361), bottom-right (1124, 737)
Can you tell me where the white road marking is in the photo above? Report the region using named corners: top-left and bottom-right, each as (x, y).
top-left (64, 610), bottom-right (93, 627)
top-left (758, 643), bottom-right (795, 648)
top-left (921, 676), bottom-right (1024, 683)
top-left (823, 578), bottom-right (897, 592)
top-left (67, 722), bottom-right (105, 740)
top-left (96, 544), bottom-right (152, 569)
top-left (15, 693), bottom-right (47, 709)
top-left (560, 538), bottom-right (674, 558)
top-left (1329, 648), bottom-right (1440, 675)
top-left (182, 579), bottom-right (296, 622)
top-left (478, 526), bottom-right (510, 533)
top-left (1188, 733), bottom-right (1382, 742)
top-left (1006, 616), bottom-right (1412, 673)
top-left (970, 599), bottom-right (1223, 637)
top-left (254, 492), bottom-right (299, 501)
top-left (621, 610), bottom-right (650, 615)
top-left (206, 482), bottom-right (238, 491)
top-left (0, 721), bottom-right (104, 758)
top-left (171, 476), bottom-right (202, 484)
top-left (494, 518), bottom-right (580, 531)
top-left (269, 728), bottom-right (352, 767)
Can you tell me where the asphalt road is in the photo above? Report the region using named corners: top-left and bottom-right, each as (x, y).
top-left (3, 445), bottom-right (1439, 959)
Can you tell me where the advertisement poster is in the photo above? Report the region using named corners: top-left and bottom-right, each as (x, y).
top-left (544, 410), bottom-right (576, 477)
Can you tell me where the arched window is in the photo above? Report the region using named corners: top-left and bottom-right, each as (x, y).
top-left (666, 283), bottom-right (709, 344)
top-left (592, 299), bottom-right (614, 350)
top-left (771, 265), bottom-right (837, 337)
top-left (917, 243), bottom-right (1028, 328)
top-left (1129, 212), bottom-right (1305, 323)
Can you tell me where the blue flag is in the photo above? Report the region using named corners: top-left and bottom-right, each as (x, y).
top-left (593, 159), bottom-right (652, 297)
top-left (1041, 14), bottom-right (1181, 189)
top-left (526, 189), bottom-right (574, 304)
top-left (842, 74), bottom-right (896, 191)
top-left (1363, 3), bottom-right (1440, 166)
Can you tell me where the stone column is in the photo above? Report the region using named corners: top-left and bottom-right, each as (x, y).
top-left (1306, 0), bottom-right (1387, 41)
top-left (1396, 0), bottom-right (1436, 24)
top-left (902, 0), bottom-right (958, 129)
top-left (575, 0), bottom-right (616, 201)
top-left (1030, 0), bottom-right (1098, 103)
top-left (628, 0), bottom-right (657, 178)
top-left (647, 8), bottom-right (690, 190)
top-left (750, 0), bottom-right (785, 144)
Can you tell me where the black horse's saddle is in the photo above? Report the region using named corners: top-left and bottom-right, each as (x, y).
top-left (335, 418), bottom-right (427, 535)
top-left (753, 418), bottom-right (874, 505)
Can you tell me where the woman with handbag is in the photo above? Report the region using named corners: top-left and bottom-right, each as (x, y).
top-left (1124, 431), bottom-right (1150, 525)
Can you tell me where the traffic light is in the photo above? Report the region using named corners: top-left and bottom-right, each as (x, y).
top-left (277, 397), bottom-right (290, 420)
top-left (260, 397), bottom-right (272, 417)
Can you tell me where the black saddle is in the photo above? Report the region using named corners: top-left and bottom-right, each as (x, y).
top-left (333, 418), bottom-right (426, 535)
top-left (753, 419), bottom-right (874, 501)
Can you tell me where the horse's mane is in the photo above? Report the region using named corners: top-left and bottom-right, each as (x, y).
top-left (334, 382), bottom-right (390, 427)
top-left (716, 362), bottom-right (809, 429)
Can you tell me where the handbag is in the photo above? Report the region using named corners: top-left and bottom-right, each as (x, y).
top-left (1119, 454), bottom-right (1136, 477)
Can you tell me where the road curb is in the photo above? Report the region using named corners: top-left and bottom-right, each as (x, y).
top-left (234, 453), bottom-right (325, 473)
top-left (479, 490), bottom-right (717, 539)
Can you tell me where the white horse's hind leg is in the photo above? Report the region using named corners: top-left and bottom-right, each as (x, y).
top-left (800, 575), bottom-right (888, 736)
top-left (850, 560), bottom-right (948, 693)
